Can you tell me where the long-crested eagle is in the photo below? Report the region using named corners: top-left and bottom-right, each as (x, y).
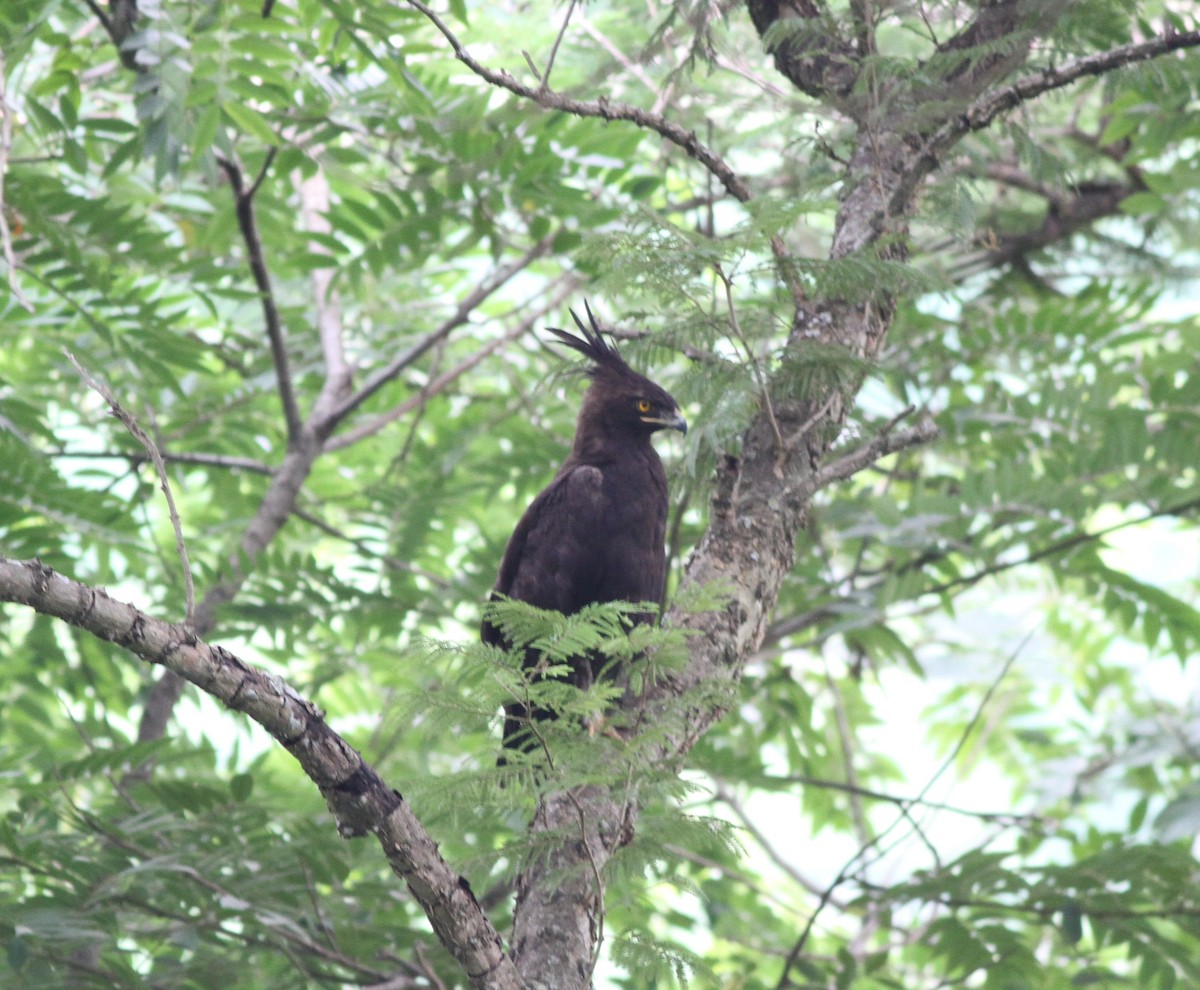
top-left (482, 304), bottom-right (687, 757)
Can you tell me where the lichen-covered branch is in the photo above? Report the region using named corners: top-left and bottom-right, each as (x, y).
top-left (0, 556), bottom-right (522, 990)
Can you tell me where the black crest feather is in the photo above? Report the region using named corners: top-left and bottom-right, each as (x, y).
top-left (545, 301), bottom-right (631, 376)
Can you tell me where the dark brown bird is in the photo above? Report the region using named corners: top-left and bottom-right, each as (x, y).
top-left (483, 304), bottom-right (687, 757)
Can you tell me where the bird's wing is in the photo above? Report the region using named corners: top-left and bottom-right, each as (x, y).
top-left (483, 464), bottom-right (607, 643)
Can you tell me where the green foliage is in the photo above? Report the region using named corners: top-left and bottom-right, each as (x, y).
top-left (4, 0), bottom-right (1200, 988)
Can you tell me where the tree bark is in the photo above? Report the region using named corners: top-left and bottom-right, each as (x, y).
top-left (0, 556), bottom-right (522, 990)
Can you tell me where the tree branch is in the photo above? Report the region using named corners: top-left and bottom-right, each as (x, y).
top-left (775, 635), bottom-right (1027, 986)
top-left (404, 0), bottom-right (753, 203)
top-left (326, 234), bottom-right (555, 433)
top-left (325, 275), bottom-right (576, 452)
top-left (296, 167), bottom-right (354, 423)
top-left (914, 28), bottom-right (1200, 192)
top-left (53, 448), bottom-right (275, 474)
top-left (67, 352), bottom-right (196, 626)
top-left (803, 415), bottom-right (939, 498)
top-left (217, 150), bottom-right (304, 444)
top-left (0, 556), bottom-right (522, 990)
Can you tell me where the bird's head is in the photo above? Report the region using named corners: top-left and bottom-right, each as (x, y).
top-left (548, 303), bottom-right (688, 442)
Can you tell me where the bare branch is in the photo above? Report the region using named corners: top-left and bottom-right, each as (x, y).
top-left (713, 782), bottom-right (833, 900)
top-left (0, 556), bottom-right (522, 990)
top-left (404, 0), bottom-right (753, 203)
top-left (576, 14), bottom-right (658, 95)
top-left (777, 773), bottom-right (1040, 827)
top-left (66, 352), bottom-right (196, 626)
top-left (804, 415), bottom-right (938, 497)
top-left (775, 634), bottom-right (1029, 986)
top-left (539, 0), bottom-right (578, 92)
top-left (217, 150), bottom-right (304, 443)
top-left (54, 448), bottom-right (274, 475)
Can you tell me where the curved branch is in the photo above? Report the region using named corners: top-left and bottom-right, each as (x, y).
top-left (909, 28), bottom-right (1200, 206)
top-left (404, 0), bottom-right (753, 203)
top-left (0, 556), bottom-right (521, 990)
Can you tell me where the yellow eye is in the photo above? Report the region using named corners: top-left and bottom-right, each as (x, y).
top-left (636, 399), bottom-right (652, 413)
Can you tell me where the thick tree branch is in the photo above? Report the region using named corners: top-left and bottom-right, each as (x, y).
top-left (138, 429), bottom-right (328, 741)
top-left (217, 150), bottom-right (304, 444)
top-left (0, 556), bottom-right (521, 990)
top-left (745, 0), bottom-right (861, 101)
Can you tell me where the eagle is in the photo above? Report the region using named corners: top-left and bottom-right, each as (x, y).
top-left (483, 304), bottom-right (687, 758)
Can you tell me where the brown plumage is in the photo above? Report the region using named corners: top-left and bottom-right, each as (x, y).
top-left (482, 304), bottom-right (687, 756)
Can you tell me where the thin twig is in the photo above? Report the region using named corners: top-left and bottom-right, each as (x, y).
top-left (404, 0), bottom-right (752, 202)
top-left (326, 276), bottom-right (576, 451)
top-left (780, 773), bottom-right (1038, 826)
top-left (803, 414), bottom-right (938, 497)
top-left (53, 448), bottom-right (274, 475)
top-left (775, 629), bottom-right (1032, 987)
top-left (904, 28), bottom-right (1200, 214)
top-left (290, 507), bottom-right (452, 588)
top-left (664, 843), bottom-right (807, 917)
top-left (713, 782), bottom-right (834, 901)
top-left (216, 150), bottom-right (303, 443)
top-left (823, 661), bottom-right (870, 848)
top-left (65, 352), bottom-right (196, 626)
top-left (714, 263), bottom-right (785, 450)
top-left (784, 390), bottom-right (840, 450)
top-left (413, 944), bottom-right (450, 990)
top-left (565, 787), bottom-right (608, 984)
top-left (540, 0), bottom-right (578, 92)
top-left (327, 234), bottom-right (555, 432)
top-left (0, 50), bottom-right (33, 312)
top-left (576, 14), bottom-right (657, 94)
top-left (295, 167), bottom-right (352, 420)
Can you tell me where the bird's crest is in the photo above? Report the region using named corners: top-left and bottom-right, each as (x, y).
top-left (546, 302), bottom-right (633, 378)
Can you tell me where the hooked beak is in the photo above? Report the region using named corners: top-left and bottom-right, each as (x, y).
top-left (642, 408), bottom-right (688, 435)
